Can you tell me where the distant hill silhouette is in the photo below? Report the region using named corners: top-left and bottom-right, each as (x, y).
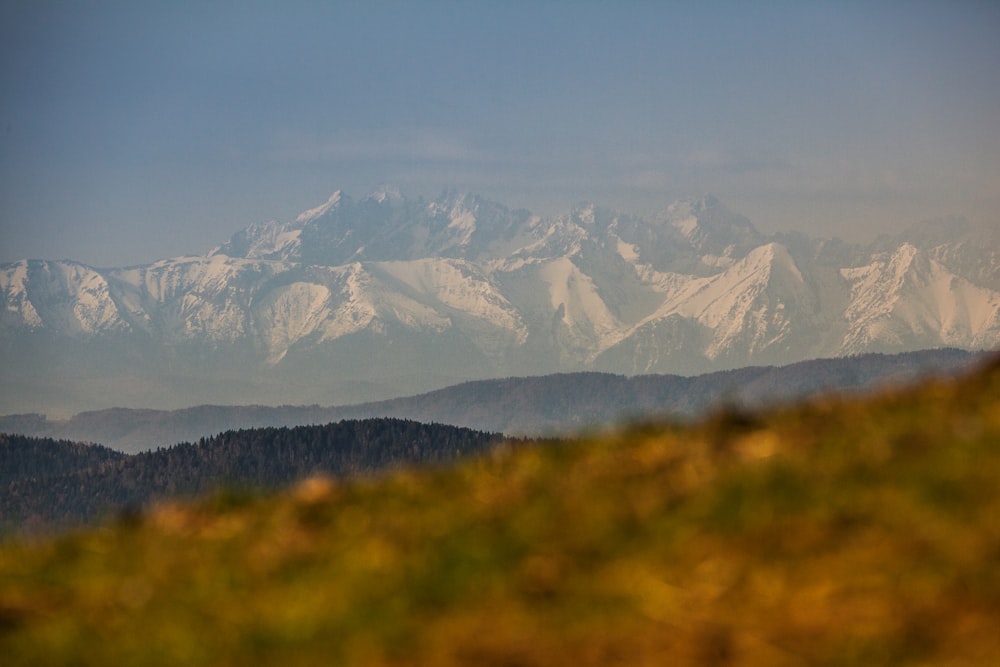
top-left (0, 348), bottom-right (988, 453)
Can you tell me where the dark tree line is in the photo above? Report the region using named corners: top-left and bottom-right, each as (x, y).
top-left (1, 419), bottom-right (506, 536)
top-left (0, 434), bottom-right (124, 486)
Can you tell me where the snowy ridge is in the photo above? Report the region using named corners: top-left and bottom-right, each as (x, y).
top-left (1, 189), bottom-right (997, 412)
top-left (1, 260), bottom-right (126, 335)
top-left (841, 243), bottom-right (1000, 352)
top-left (1, 260), bottom-right (44, 328)
top-left (296, 190), bottom-right (343, 223)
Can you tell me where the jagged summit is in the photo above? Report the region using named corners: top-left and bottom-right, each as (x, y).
top-left (212, 189), bottom-right (536, 265)
top-left (368, 184), bottom-right (403, 204)
top-left (660, 195), bottom-right (762, 257)
top-left (2, 190), bottom-right (997, 414)
top-left (296, 190), bottom-right (344, 223)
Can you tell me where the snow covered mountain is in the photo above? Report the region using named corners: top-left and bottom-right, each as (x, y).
top-left (2, 189), bottom-right (998, 414)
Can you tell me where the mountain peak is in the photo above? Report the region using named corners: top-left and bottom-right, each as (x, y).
top-left (660, 195), bottom-right (761, 256)
top-left (571, 202), bottom-right (599, 227)
top-left (366, 185), bottom-right (404, 205)
top-left (295, 191), bottom-right (343, 223)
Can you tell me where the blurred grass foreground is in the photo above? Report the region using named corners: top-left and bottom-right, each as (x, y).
top-left (3, 355), bottom-right (1000, 666)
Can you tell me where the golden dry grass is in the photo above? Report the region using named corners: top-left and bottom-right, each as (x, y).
top-left (2, 357), bottom-right (999, 665)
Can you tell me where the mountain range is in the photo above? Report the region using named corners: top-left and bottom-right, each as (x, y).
top-left (1, 188), bottom-right (997, 415)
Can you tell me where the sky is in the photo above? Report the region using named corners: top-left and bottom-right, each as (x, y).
top-left (1, 1), bottom-right (998, 267)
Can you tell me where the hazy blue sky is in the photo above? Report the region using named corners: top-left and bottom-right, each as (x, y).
top-left (2, 1), bottom-right (998, 267)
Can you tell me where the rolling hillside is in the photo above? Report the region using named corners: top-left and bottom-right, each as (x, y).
top-left (1, 355), bottom-right (998, 665)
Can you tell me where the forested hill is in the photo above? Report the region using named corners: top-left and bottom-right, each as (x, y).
top-left (1, 419), bottom-right (504, 535)
top-left (0, 434), bottom-right (124, 486)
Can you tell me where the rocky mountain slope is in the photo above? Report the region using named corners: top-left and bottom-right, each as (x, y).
top-left (1, 189), bottom-right (997, 414)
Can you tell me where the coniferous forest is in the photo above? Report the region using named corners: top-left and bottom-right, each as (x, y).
top-left (1, 419), bottom-right (505, 535)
